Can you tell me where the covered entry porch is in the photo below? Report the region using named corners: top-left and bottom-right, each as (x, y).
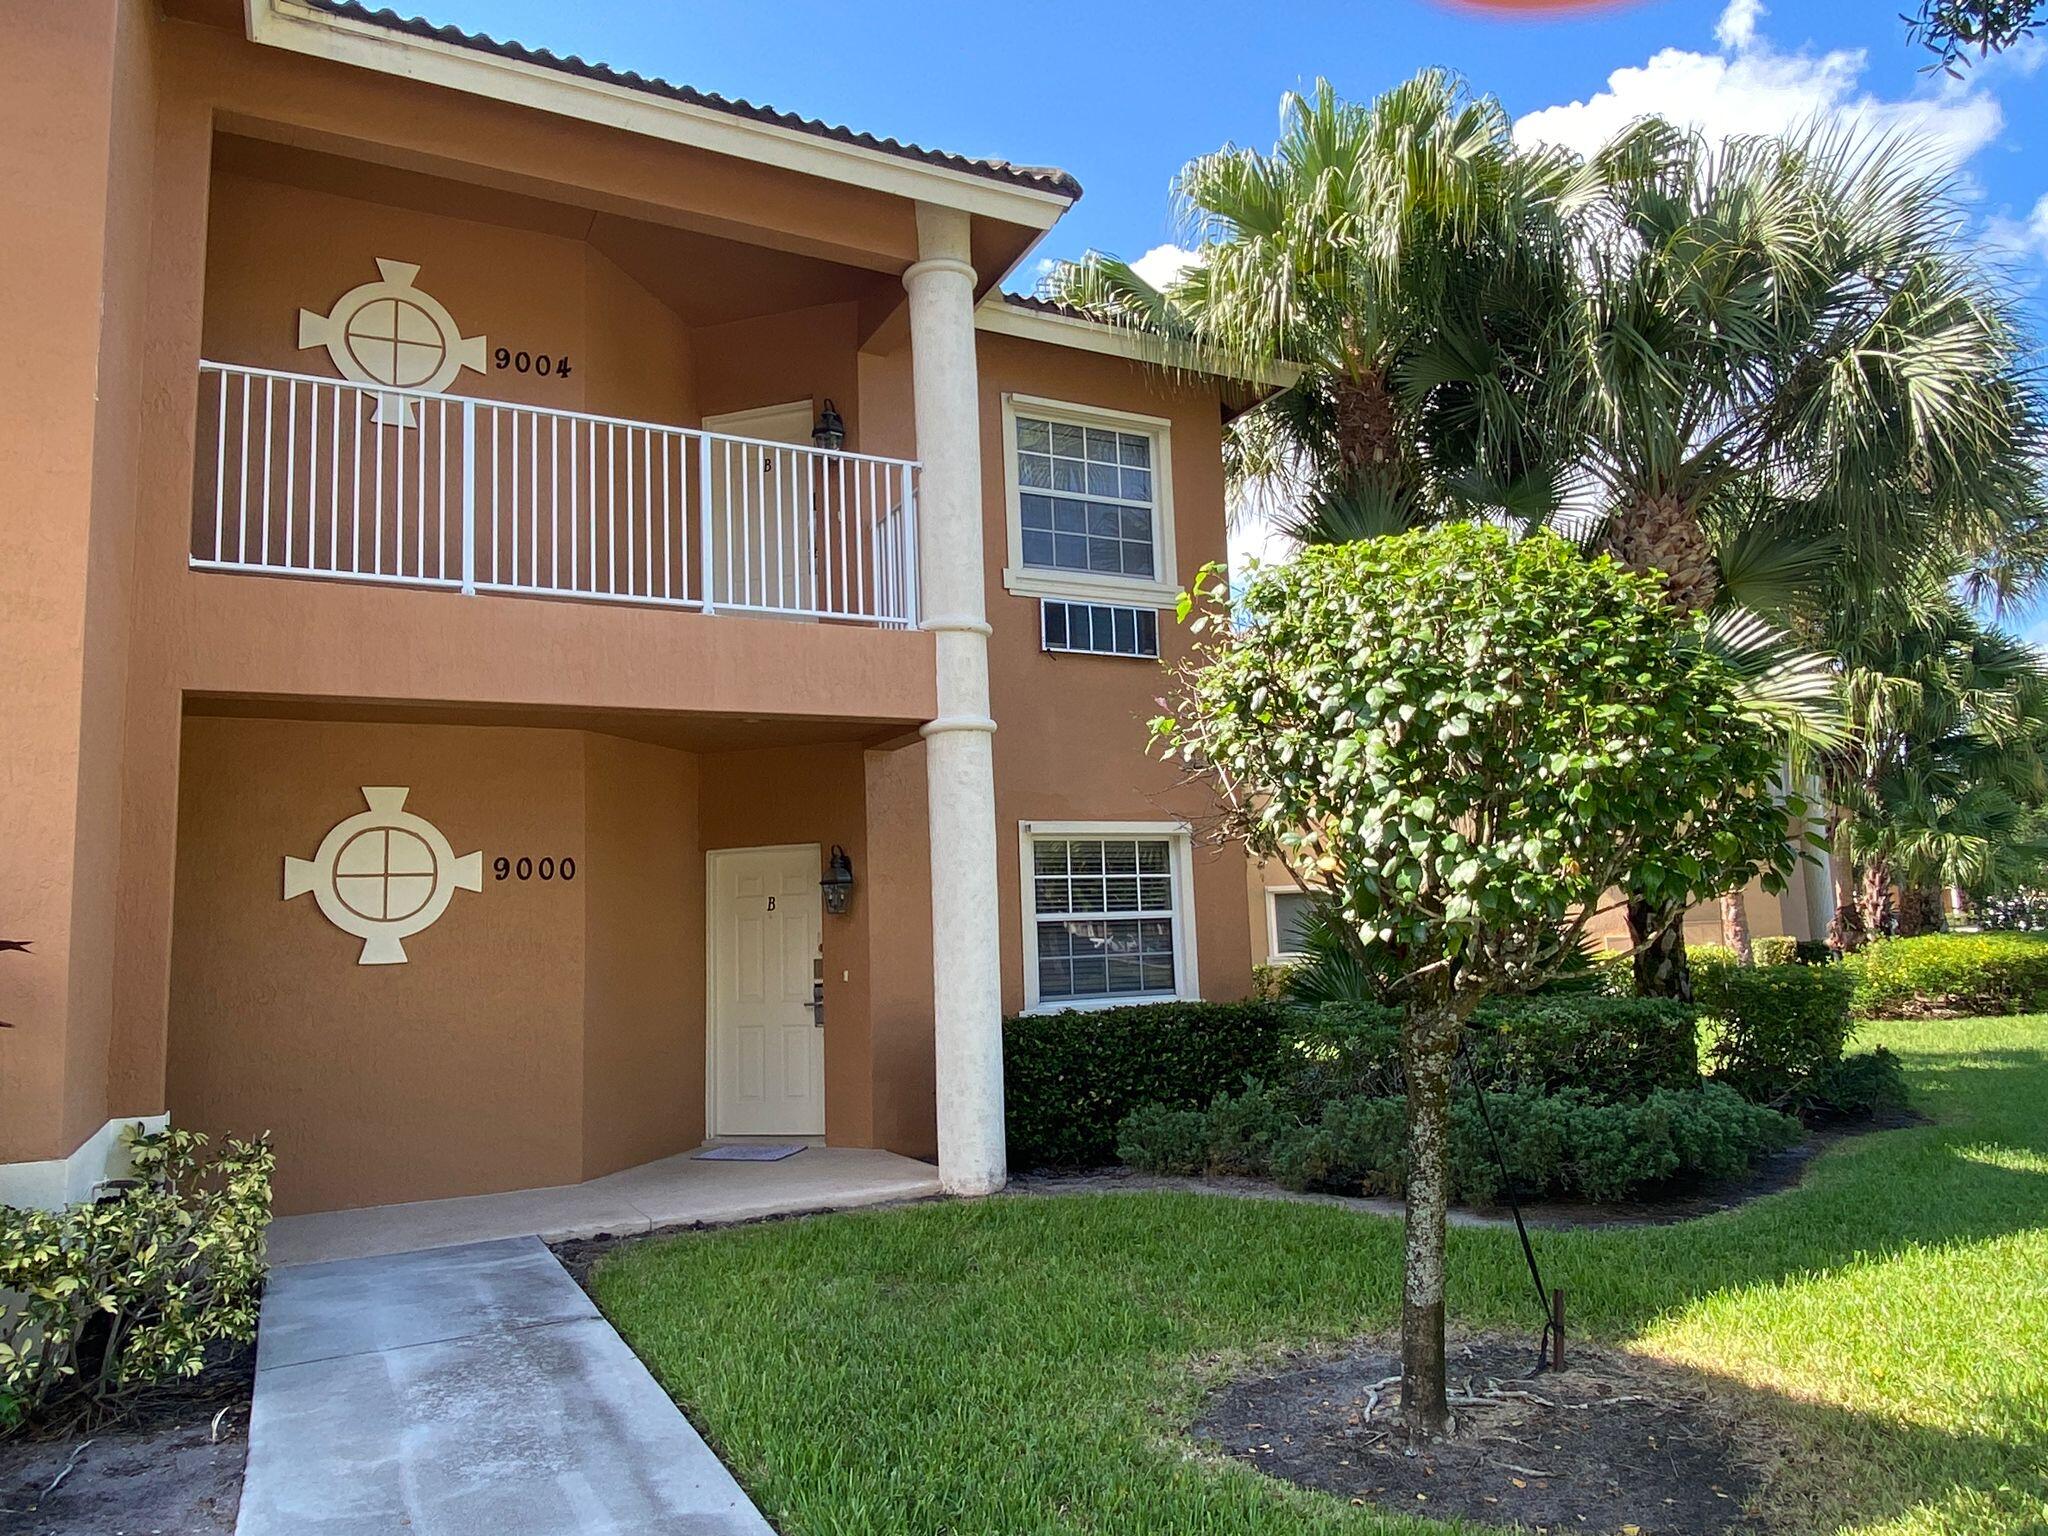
top-left (166, 698), bottom-right (943, 1218)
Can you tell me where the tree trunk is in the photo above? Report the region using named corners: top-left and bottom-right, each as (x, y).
top-left (1895, 883), bottom-right (1945, 938)
top-left (1399, 1001), bottom-right (1462, 1437)
top-left (1720, 888), bottom-right (1753, 964)
top-left (1330, 370), bottom-right (1407, 483)
top-left (1894, 884), bottom-right (1927, 938)
top-left (1628, 897), bottom-right (1695, 1001)
top-left (1858, 856), bottom-right (1896, 941)
top-left (1608, 490), bottom-right (1717, 984)
top-left (1596, 490), bottom-right (1721, 615)
top-left (1828, 856), bottom-right (1869, 952)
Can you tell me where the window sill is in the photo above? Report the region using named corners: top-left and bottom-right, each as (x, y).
top-left (1002, 566), bottom-right (1179, 609)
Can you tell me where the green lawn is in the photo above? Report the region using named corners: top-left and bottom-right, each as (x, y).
top-left (593, 1016), bottom-right (2048, 1535)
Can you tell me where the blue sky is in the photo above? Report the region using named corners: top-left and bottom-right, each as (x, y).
top-left (413, 0), bottom-right (2045, 620)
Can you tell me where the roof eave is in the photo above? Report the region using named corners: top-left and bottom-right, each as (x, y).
top-left (246, 0), bottom-right (1079, 230)
top-left (975, 296), bottom-right (1303, 392)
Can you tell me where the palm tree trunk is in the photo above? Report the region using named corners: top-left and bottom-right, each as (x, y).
top-left (1330, 371), bottom-right (1407, 485)
top-left (1596, 490), bottom-right (1722, 614)
top-left (1399, 999), bottom-right (1462, 1437)
top-left (1895, 883), bottom-right (1944, 937)
top-left (1606, 490), bottom-right (1719, 995)
top-left (1859, 856), bottom-right (1896, 940)
top-left (1835, 860), bottom-right (1867, 958)
top-left (1720, 889), bottom-right (1754, 964)
top-left (1628, 897), bottom-right (1695, 1001)
top-left (1894, 884), bottom-right (1924, 938)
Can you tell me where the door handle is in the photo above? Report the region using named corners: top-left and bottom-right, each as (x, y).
top-left (805, 986), bottom-right (825, 1028)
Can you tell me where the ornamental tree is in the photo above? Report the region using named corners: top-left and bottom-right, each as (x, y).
top-left (1155, 523), bottom-right (1797, 1435)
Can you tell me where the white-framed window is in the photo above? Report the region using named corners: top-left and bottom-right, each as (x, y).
top-left (1019, 821), bottom-right (1199, 1012)
top-left (1266, 886), bottom-right (1316, 962)
top-left (1001, 395), bottom-right (1178, 608)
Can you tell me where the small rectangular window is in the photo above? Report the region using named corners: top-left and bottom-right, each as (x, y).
top-left (1031, 835), bottom-right (1181, 1002)
top-left (1270, 889), bottom-right (1316, 958)
top-left (1041, 599), bottom-right (1160, 658)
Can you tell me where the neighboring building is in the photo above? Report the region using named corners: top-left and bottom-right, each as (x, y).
top-left (1247, 827), bottom-right (1838, 965)
top-left (1, 1), bottom-right (1289, 1215)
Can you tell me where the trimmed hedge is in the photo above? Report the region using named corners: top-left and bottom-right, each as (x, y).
top-left (1286, 995), bottom-right (1699, 1106)
top-left (1754, 935), bottom-right (1831, 967)
top-left (1002, 1000), bottom-right (1293, 1169)
top-left (1472, 994), bottom-right (1700, 1100)
top-left (1005, 991), bottom-right (1705, 1169)
top-left (1692, 955), bottom-right (1857, 1104)
top-left (1118, 1081), bottom-right (1800, 1205)
top-left (1844, 933), bottom-right (2048, 1018)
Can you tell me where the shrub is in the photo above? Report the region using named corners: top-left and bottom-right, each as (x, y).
top-left (1003, 1000), bottom-right (1293, 1168)
top-left (1845, 933), bottom-right (2048, 1017)
top-left (1249, 962), bottom-right (1294, 1002)
top-left (1694, 949), bottom-right (1857, 1103)
top-left (1469, 994), bottom-right (1700, 1100)
top-left (1281, 995), bottom-right (1699, 1106)
top-left (1124, 1082), bottom-right (1799, 1205)
top-left (1113, 1102), bottom-right (1213, 1176)
top-left (1754, 935), bottom-right (1798, 966)
top-left (1793, 1048), bottom-right (1910, 1121)
top-left (0, 1126), bottom-right (274, 1434)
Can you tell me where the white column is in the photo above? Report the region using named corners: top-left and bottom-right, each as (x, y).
top-left (905, 203), bottom-right (1005, 1195)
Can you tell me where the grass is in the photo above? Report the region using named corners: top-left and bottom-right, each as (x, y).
top-left (593, 1016), bottom-right (2048, 1535)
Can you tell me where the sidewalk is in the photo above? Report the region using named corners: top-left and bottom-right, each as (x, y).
top-left (236, 1236), bottom-right (775, 1535)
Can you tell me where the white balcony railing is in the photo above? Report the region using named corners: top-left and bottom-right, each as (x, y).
top-left (191, 361), bottom-right (920, 627)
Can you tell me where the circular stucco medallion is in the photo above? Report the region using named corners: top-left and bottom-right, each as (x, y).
top-left (283, 787), bottom-right (484, 965)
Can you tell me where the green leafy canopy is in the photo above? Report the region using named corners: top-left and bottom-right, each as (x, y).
top-left (1157, 524), bottom-right (1798, 996)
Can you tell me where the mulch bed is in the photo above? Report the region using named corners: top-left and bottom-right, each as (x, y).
top-left (0, 1343), bottom-right (254, 1536)
top-left (1195, 1334), bottom-right (1784, 1535)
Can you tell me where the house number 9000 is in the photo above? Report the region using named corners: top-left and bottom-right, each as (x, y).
top-left (494, 856), bottom-right (575, 882)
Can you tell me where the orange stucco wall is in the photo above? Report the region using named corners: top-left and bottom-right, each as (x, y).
top-left (975, 335), bottom-right (1256, 1011)
top-left (0, 0), bottom-right (162, 1165)
top-left (6, 2), bottom-right (1256, 1210)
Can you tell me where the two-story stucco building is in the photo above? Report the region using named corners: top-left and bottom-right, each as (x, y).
top-left (2, 0), bottom-right (1296, 1217)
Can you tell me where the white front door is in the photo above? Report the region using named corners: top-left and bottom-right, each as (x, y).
top-left (709, 844), bottom-right (825, 1137)
top-left (702, 401), bottom-right (816, 616)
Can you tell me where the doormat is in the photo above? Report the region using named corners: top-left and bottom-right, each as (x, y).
top-left (693, 1144), bottom-right (807, 1162)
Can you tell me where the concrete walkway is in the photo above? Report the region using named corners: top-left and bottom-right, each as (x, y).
top-left (237, 1236), bottom-right (775, 1536)
top-left (268, 1145), bottom-right (942, 1266)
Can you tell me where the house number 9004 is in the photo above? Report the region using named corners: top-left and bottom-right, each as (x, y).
top-left (494, 856), bottom-right (575, 882)
top-left (494, 348), bottom-right (573, 377)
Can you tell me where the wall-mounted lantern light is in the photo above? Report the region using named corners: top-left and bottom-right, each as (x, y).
top-left (812, 399), bottom-right (846, 453)
top-left (821, 845), bottom-right (855, 915)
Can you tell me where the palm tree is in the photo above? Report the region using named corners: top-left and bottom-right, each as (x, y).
top-left (1059, 84), bottom-right (2042, 997)
top-left (1052, 72), bottom-right (1589, 527)
top-left (1562, 120), bottom-right (2046, 992)
top-left (1827, 592), bottom-right (2048, 943)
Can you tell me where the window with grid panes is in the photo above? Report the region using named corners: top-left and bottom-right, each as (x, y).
top-left (1014, 415), bottom-right (1157, 581)
top-left (1030, 835), bottom-right (1179, 1001)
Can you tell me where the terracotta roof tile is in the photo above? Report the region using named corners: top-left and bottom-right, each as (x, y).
top-left (304, 1), bottom-right (1083, 201)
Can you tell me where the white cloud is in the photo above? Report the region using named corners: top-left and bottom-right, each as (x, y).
top-left (1514, 0), bottom-right (2004, 176)
top-left (1714, 0), bottom-right (1764, 53)
top-left (1130, 242), bottom-right (1198, 289)
top-left (1984, 193), bottom-right (2048, 262)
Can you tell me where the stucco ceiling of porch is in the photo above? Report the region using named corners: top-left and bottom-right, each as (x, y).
top-left (214, 133), bottom-right (897, 330)
top-left (184, 694), bottom-right (927, 753)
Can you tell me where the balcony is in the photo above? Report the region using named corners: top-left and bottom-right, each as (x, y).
top-left (191, 361), bottom-right (920, 628)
